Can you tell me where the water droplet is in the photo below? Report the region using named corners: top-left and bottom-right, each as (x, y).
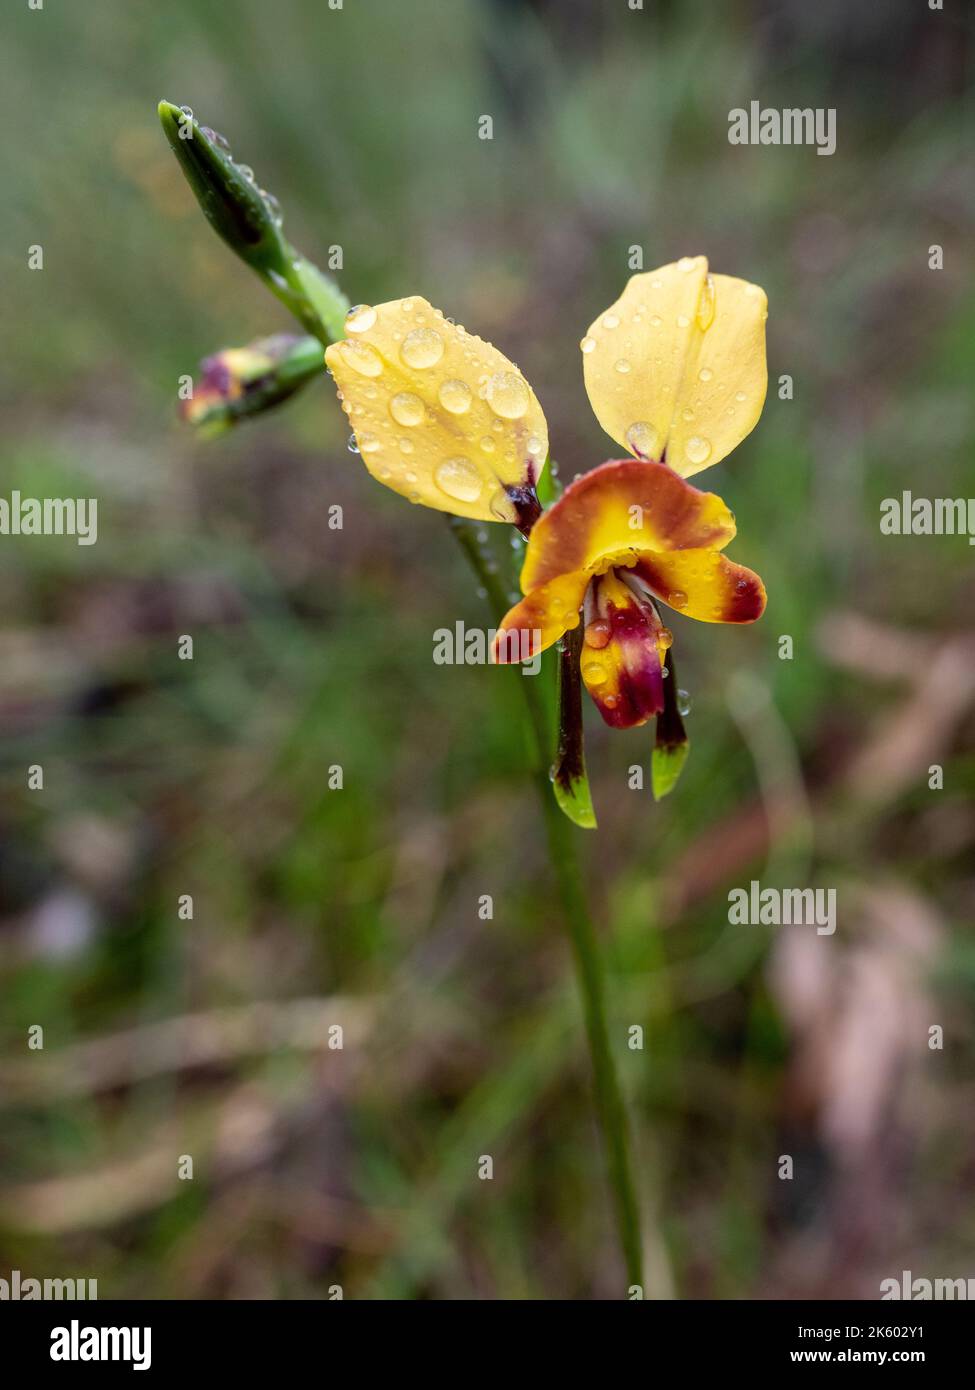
top-left (435, 456), bottom-right (482, 503)
top-left (603, 313), bottom-right (620, 329)
top-left (485, 370), bottom-right (529, 419)
top-left (263, 193), bottom-right (283, 226)
top-left (400, 297), bottom-right (415, 313)
top-left (347, 433), bottom-right (360, 454)
top-left (340, 340), bottom-right (383, 377)
top-left (677, 256), bottom-right (698, 273)
top-left (489, 490), bottom-right (512, 520)
top-left (479, 436), bottom-right (496, 454)
top-left (696, 274), bottom-right (716, 331)
top-left (389, 391), bottom-right (425, 426)
top-left (614, 358), bottom-right (631, 374)
top-left (677, 688), bottom-right (691, 716)
top-left (238, 164), bottom-right (255, 183)
top-left (584, 619), bottom-right (611, 650)
top-left (735, 390), bottom-right (747, 402)
top-left (625, 421), bottom-right (659, 459)
top-left (399, 438), bottom-right (415, 455)
top-left (358, 432), bottom-right (381, 454)
top-left (580, 335), bottom-right (597, 354)
top-left (650, 279), bottom-right (663, 290)
top-left (684, 435), bottom-right (712, 466)
top-left (401, 327), bottom-right (444, 368)
top-left (179, 105), bottom-right (194, 118)
top-left (438, 378), bottom-right (473, 414)
top-left (345, 304), bottom-right (377, 334)
top-left (668, 589), bottom-right (688, 610)
top-left (604, 693), bottom-right (619, 709)
top-left (698, 367), bottom-right (714, 383)
top-left (658, 627), bottom-right (673, 650)
top-left (677, 314), bottom-right (690, 329)
top-left (650, 314), bottom-right (662, 328)
top-left (526, 435), bottom-right (544, 456)
top-left (681, 407), bottom-right (695, 422)
top-left (661, 664), bottom-right (670, 678)
top-left (582, 661), bottom-right (608, 686)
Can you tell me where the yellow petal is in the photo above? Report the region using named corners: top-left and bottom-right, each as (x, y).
top-left (581, 257), bottom-right (768, 478)
top-left (325, 297), bottom-right (548, 522)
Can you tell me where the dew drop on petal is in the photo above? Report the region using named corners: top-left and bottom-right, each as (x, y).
top-left (435, 456), bottom-right (482, 503)
top-left (389, 391), bottom-right (425, 426)
top-left (480, 436), bottom-right (496, 453)
top-left (489, 490), bottom-right (512, 520)
top-left (347, 433), bottom-right (360, 454)
top-left (485, 370), bottom-right (529, 419)
top-left (698, 366), bottom-right (714, 383)
top-left (668, 589), bottom-right (688, 610)
top-left (584, 619), bottom-right (611, 649)
top-left (438, 378), bottom-right (473, 414)
top-left (677, 688), bottom-right (691, 716)
top-left (677, 314), bottom-right (690, 329)
top-left (735, 389), bottom-right (747, 402)
top-left (345, 304), bottom-right (377, 334)
top-left (340, 340), bottom-right (383, 377)
top-left (626, 421), bottom-right (659, 459)
top-left (696, 274), bottom-right (715, 331)
top-left (580, 335), bottom-right (597, 354)
top-left (358, 432), bottom-right (381, 454)
top-left (677, 256), bottom-right (697, 273)
top-left (400, 327), bottom-right (444, 368)
top-left (684, 435), bottom-right (712, 466)
top-left (582, 661), bottom-right (608, 686)
top-left (614, 358), bottom-right (631, 374)
top-left (602, 313), bottom-right (620, 329)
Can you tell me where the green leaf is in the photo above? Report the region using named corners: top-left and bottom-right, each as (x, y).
top-left (157, 101), bottom-right (348, 344)
top-left (551, 628), bottom-right (597, 828)
top-left (652, 648), bottom-right (690, 800)
top-left (651, 738), bottom-right (689, 801)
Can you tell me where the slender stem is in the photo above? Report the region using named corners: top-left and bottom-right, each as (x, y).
top-left (449, 518), bottom-right (644, 1289)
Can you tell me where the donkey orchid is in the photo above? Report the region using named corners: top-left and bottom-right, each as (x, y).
top-left (326, 255), bottom-right (768, 811)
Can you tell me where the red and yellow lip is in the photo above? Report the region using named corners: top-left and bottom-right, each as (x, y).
top-left (493, 459), bottom-right (765, 729)
top-left (579, 570), bottom-right (669, 729)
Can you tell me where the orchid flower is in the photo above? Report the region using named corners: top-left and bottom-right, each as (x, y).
top-left (327, 257), bottom-right (768, 809)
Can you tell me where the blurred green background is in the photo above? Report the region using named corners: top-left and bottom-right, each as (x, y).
top-left (1, 0), bottom-right (973, 1299)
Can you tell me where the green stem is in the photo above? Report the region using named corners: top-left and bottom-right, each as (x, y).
top-left (449, 518), bottom-right (644, 1289)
